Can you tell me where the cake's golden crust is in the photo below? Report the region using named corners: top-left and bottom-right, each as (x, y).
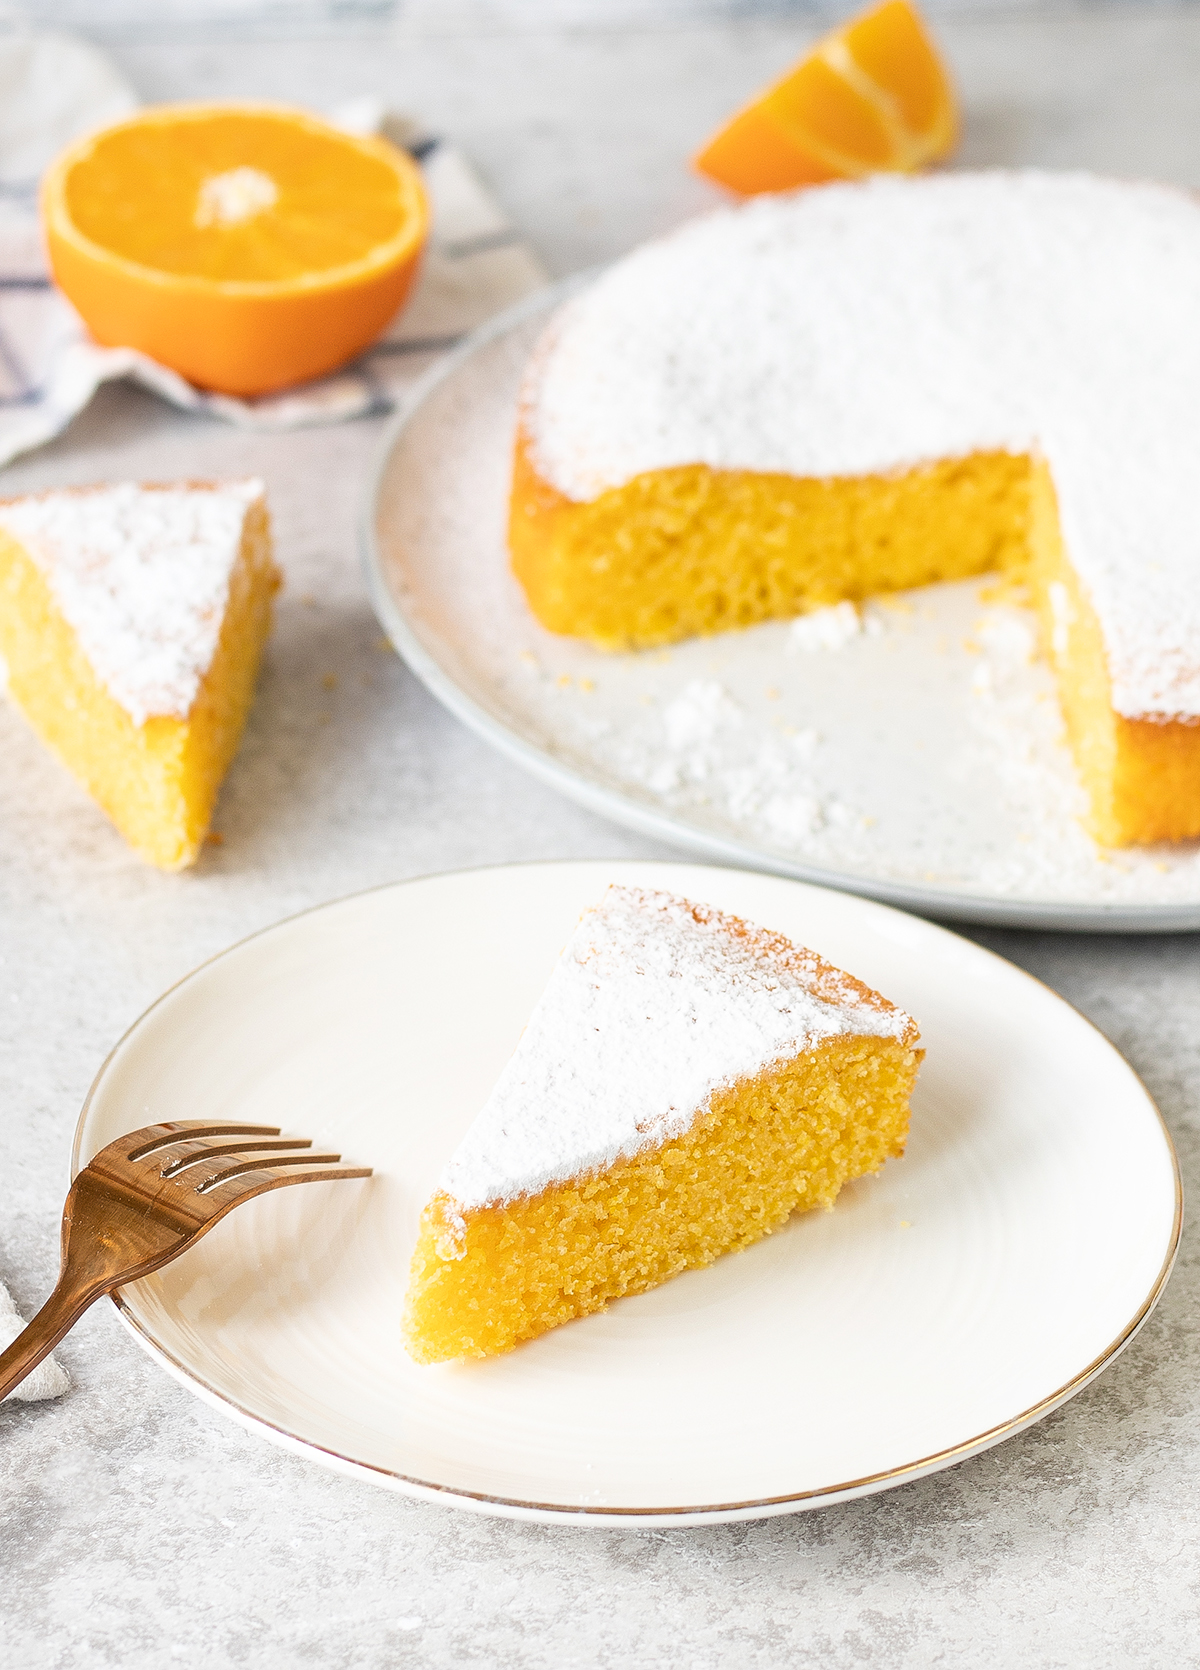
top-left (0, 484), bottom-right (279, 869)
top-left (627, 892), bottom-right (921, 1046)
top-left (403, 1030), bottom-right (923, 1364)
top-left (510, 433), bottom-right (1200, 847)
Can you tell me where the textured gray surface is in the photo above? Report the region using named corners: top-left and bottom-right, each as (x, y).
top-left (3, 9), bottom-right (1200, 1666)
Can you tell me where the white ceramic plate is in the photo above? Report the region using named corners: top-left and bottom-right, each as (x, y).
top-left (74, 861), bottom-right (1179, 1526)
top-left (363, 281), bottom-right (1200, 931)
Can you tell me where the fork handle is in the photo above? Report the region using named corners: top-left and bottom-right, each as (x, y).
top-left (0, 1273), bottom-right (106, 1402)
top-left (2, 1167), bottom-right (188, 1403)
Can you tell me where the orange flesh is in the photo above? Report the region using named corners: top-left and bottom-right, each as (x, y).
top-left (63, 114), bottom-right (412, 283)
top-left (696, 107), bottom-right (842, 194)
top-left (762, 57), bottom-right (899, 172)
top-left (842, 0), bottom-right (952, 134)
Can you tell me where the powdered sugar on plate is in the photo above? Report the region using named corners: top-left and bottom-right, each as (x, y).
top-left (0, 479), bottom-right (262, 725)
top-left (630, 677), bottom-right (829, 843)
top-left (788, 602), bottom-right (883, 654)
top-left (438, 884), bottom-right (915, 1212)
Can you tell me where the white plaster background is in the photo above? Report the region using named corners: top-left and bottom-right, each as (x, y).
top-left (4, 7), bottom-right (1200, 1666)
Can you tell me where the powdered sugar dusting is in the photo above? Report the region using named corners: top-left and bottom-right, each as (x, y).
top-left (439, 884), bottom-right (915, 1212)
top-left (789, 602), bottom-right (883, 653)
top-left (0, 480), bottom-right (262, 725)
top-left (523, 171), bottom-right (1200, 722)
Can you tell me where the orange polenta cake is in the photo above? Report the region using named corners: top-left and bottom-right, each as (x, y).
top-left (404, 885), bottom-right (922, 1363)
top-left (0, 480), bottom-right (279, 869)
top-left (509, 171), bottom-right (1200, 847)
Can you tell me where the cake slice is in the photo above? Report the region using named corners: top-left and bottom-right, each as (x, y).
top-left (0, 480), bottom-right (279, 870)
top-left (404, 885), bottom-right (922, 1363)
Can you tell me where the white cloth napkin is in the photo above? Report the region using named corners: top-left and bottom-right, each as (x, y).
top-left (0, 33), bottom-right (549, 468)
top-left (1, 1276), bottom-right (70, 1402)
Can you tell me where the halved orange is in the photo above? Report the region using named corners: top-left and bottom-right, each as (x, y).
top-left (694, 0), bottom-right (958, 196)
top-left (42, 103), bottom-right (429, 396)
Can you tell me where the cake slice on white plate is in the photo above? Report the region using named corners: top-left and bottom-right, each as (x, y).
top-left (404, 883), bottom-right (922, 1362)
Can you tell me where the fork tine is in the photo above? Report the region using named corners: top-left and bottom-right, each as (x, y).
top-left (193, 1153), bottom-right (344, 1193)
top-left (0, 1124), bottom-right (371, 1402)
top-left (159, 1139), bottom-right (313, 1179)
top-left (194, 1158), bottom-right (373, 1210)
top-left (126, 1123), bottom-right (281, 1162)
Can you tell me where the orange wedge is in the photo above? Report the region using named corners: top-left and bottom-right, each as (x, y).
top-left (42, 103), bottom-right (429, 396)
top-left (694, 0), bottom-right (958, 196)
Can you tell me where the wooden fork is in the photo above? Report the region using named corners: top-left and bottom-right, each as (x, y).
top-left (0, 1120), bottom-right (371, 1402)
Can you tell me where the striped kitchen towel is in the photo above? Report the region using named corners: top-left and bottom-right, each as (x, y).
top-left (0, 35), bottom-right (549, 468)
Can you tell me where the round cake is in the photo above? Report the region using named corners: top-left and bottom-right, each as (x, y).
top-left (509, 170), bottom-right (1200, 847)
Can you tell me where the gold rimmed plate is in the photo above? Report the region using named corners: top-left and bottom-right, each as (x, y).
top-left (74, 861), bottom-right (1180, 1525)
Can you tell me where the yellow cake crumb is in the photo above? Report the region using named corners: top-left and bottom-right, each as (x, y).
top-left (510, 431), bottom-right (1200, 847)
top-left (405, 1031), bottom-right (919, 1363)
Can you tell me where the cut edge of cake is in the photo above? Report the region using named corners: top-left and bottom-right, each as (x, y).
top-left (511, 433), bottom-right (1200, 847)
